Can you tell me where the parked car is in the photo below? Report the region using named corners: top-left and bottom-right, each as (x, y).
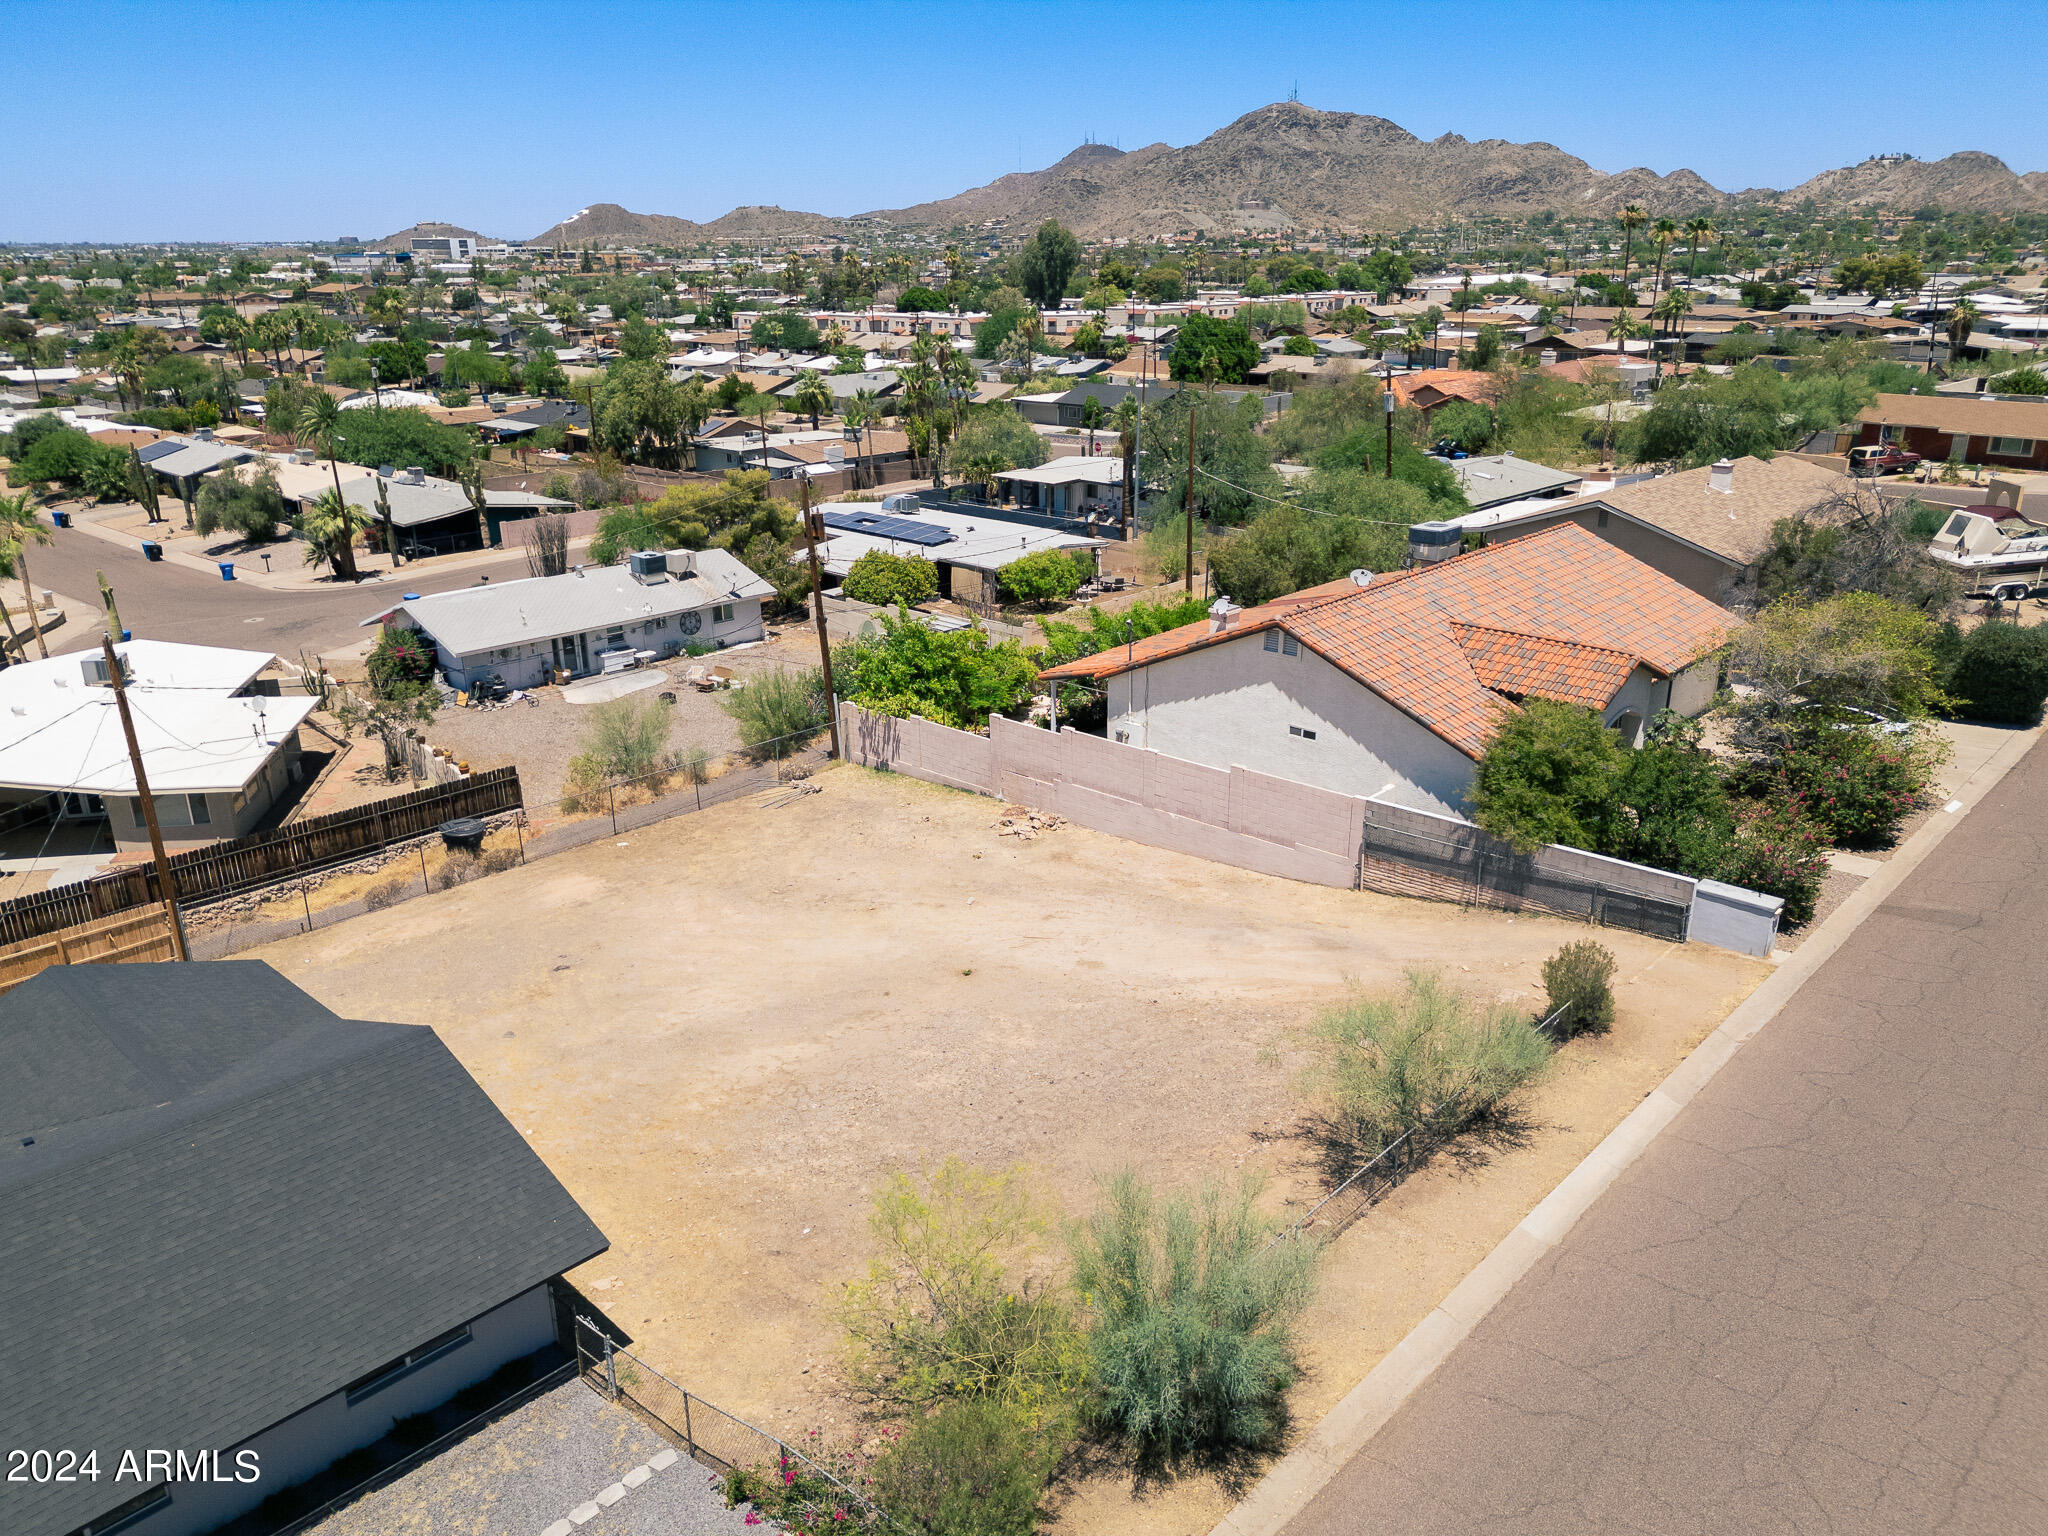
top-left (1848, 444), bottom-right (1922, 477)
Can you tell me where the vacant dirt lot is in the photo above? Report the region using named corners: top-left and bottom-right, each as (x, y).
top-left (254, 766), bottom-right (1766, 1533)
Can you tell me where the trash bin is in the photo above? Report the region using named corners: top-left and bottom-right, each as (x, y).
top-left (120, 629), bottom-right (131, 642)
top-left (51, 510), bottom-right (71, 529)
top-left (218, 562), bottom-right (235, 581)
top-left (438, 817), bottom-right (487, 854)
top-left (142, 541), bottom-right (163, 562)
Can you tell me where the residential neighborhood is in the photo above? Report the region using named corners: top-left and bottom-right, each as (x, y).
top-left (4, 7), bottom-right (2045, 1536)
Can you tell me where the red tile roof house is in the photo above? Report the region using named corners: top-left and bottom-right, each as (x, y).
top-left (1041, 524), bottom-right (1736, 816)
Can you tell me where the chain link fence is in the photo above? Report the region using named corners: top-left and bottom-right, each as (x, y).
top-left (185, 726), bottom-right (832, 959)
top-left (571, 1316), bottom-right (892, 1527)
top-left (1358, 820), bottom-right (1690, 943)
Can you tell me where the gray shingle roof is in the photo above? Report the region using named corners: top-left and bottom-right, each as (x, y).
top-left (0, 963), bottom-right (608, 1536)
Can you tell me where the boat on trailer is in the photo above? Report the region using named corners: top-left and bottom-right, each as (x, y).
top-left (1927, 509), bottom-right (2048, 600)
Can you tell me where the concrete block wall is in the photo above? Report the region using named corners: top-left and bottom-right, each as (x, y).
top-left (835, 706), bottom-right (1781, 955)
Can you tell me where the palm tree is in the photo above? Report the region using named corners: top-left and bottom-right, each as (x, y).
top-left (841, 393), bottom-right (875, 489)
top-left (850, 387), bottom-right (882, 488)
top-left (299, 487), bottom-right (369, 582)
top-left (790, 373), bottom-right (832, 432)
top-left (0, 490), bottom-right (53, 659)
top-left (1113, 396), bottom-right (1138, 534)
top-left (1617, 204), bottom-right (1647, 287)
top-left (1945, 301), bottom-right (1980, 368)
top-left (1652, 289), bottom-right (1695, 376)
top-left (1649, 218), bottom-right (1679, 300)
top-left (297, 391), bottom-right (352, 507)
top-left (1610, 307), bottom-right (1645, 367)
top-left (1684, 217), bottom-right (1715, 282)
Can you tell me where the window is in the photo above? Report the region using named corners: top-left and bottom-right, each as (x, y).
top-left (1282, 634), bottom-right (1299, 658)
top-left (1289, 725), bottom-right (1318, 740)
top-left (1264, 630), bottom-right (1279, 652)
top-left (650, 615), bottom-right (669, 630)
top-left (1991, 437), bottom-right (2034, 457)
top-left (712, 603), bottom-right (736, 624)
top-left (1596, 508), bottom-right (1609, 528)
top-left (605, 627), bottom-right (626, 650)
top-left (343, 1324), bottom-right (472, 1404)
top-left (187, 794), bottom-right (210, 826)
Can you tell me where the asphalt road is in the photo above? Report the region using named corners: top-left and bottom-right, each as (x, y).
top-left (1283, 734), bottom-right (2048, 1534)
top-left (22, 522), bottom-right (531, 661)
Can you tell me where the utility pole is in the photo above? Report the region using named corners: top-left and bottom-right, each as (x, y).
top-left (797, 476), bottom-right (842, 760)
top-left (1182, 405), bottom-right (1196, 595)
top-left (97, 570), bottom-right (121, 640)
top-left (1383, 365), bottom-right (1396, 479)
top-left (100, 634), bottom-right (188, 962)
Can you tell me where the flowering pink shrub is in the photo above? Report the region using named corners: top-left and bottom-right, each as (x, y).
top-left (1777, 728), bottom-right (1942, 845)
top-left (1718, 801), bottom-right (1831, 924)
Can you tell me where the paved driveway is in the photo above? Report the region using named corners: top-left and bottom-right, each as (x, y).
top-left (305, 1378), bottom-right (758, 1536)
top-left (1282, 734), bottom-right (2048, 1535)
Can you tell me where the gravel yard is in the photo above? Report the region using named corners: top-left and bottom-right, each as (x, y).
top-left (255, 763), bottom-right (1768, 1536)
top-left (425, 631), bottom-right (825, 805)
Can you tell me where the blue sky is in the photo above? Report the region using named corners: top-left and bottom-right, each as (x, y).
top-left (8, 0), bottom-right (2040, 243)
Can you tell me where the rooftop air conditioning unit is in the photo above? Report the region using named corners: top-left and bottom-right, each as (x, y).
top-left (194, 427), bottom-right (215, 442)
top-left (1407, 520), bottom-right (1463, 566)
top-left (628, 550), bottom-right (668, 583)
top-left (403, 466), bottom-right (426, 484)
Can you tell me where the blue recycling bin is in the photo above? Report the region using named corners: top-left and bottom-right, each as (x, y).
top-left (51, 510), bottom-right (71, 529)
top-left (142, 541), bottom-right (163, 562)
top-left (120, 629), bottom-right (131, 642)
top-left (218, 562), bottom-right (236, 581)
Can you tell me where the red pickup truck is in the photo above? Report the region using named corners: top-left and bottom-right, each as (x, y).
top-left (1848, 444), bottom-right (1923, 476)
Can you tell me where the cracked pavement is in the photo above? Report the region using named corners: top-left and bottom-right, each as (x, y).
top-left (1282, 735), bottom-right (2048, 1534)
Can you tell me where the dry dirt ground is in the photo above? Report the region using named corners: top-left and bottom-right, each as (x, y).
top-left (251, 766), bottom-right (1767, 1536)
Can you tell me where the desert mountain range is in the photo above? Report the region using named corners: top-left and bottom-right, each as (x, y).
top-left (385, 102), bottom-right (2044, 249)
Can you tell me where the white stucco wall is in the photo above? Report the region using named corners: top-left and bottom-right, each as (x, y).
top-left (421, 597), bottom-right (768, 688)
top-left (1667, 653), bottom-right (1719, 717)
top-left (1105, 631), bottom-right (1479, 815)
top-left (110, 1285), bottom-right (555, 1536)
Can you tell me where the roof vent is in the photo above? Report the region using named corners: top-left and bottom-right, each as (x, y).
top-left (1207, 598), bottom-right (1241, 633)
top-left (1349, 568), bottom-right (1374, 588)
top-left (403, 466), bottom-right (426, 484)
top-left (1708, 458), bottom-right (1734, 495)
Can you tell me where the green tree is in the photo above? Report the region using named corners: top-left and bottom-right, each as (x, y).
top-left (1166, 315), bottom-right (1258, 384)
top-left (842, 548), bottom-right (939, 607)
top-left (788, 372), bottom-right (832, 430)
top-left (1207, 496), bottom-right (1413, 607)
top-left (836, 606), bottom-right (1039, 729)
top-left (748, 310), bottom-right (822, 352)
top-left (193, 463), bottom-right (285, 543)
top-left (1617, 204), bottom-right (1647, 285)
top-left (895, 285), bottom-right (949, 314)
top-left (593, 359), bottom-right (689, 466)
top-left (1722, 592), bottom-right (1950, 755)
top-left (1137, 389), bottom-right (1286, 527)
top-left (1471, 699), bottom-right (1628, 853)
top-left (996, 548), bottom-right (1091, 607)
top-left (522, 346), bottom-right (570, 397)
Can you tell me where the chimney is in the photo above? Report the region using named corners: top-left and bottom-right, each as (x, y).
top-left (1708, 458), bottom-right (1735, 495)
top-left (1207, 598), bottom-right (1240, 634)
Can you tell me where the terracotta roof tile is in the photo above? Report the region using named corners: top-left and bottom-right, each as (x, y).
top-left (1042, 524), bottom-right (1737, 758)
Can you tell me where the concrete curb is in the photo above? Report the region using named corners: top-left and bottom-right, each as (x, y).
top-left (1208, 719), bottom-right (2044, 1536)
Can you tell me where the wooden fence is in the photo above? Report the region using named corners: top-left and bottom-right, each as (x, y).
top-left (0, 907), bottom-right (177, 995)
top-left (0, 767), bottom-right (523, 946)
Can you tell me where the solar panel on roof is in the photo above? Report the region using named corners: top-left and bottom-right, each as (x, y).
top-left (136, 440), bottom-right (183, 463)
top-left (820, 509), bottom-right (955, 547)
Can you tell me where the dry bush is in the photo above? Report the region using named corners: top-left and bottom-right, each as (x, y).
top-left (363, 874), bottom-right (414, 910)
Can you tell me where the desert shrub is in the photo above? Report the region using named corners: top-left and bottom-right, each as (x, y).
top-left (1775, 726), bottom-right (1942, 845)
top-left (480, 845), bottom-right (520, 874)
top-left (1541, 941), bottom-right (1617, 1038)
top-left (559, 755), bottom-right (606, 812)
top-left (363, 874), bottom-right (413, 910)
top-left (365, 626), bottom-right (438, 699)
top-left (679, 745), bottom-right (713, 784)
top-left (1068, 1171), bottom-right (1317, 1461)
top-left (579, 693), bottom-right (675, 779)
top-left (722, 1444), bottom-right (885, 1533)
top-left (869, 1400), bottom-right (1059, 1536)
top-left (1601, 714), bottom-right (1736, 874)
top-left (388, 1411), bottom-right (439, 1448)
top-left (1302, 971), bottom-right (1552, 1170)
top-left (721, 666), bottom-right (827, 756)
top-left (842, 549), bottom-right (938, 607)
top-left (1715, 801), bottom-right (1829, 925)
top-left (1946, 619), bottom-right (2048, 723)
top-left (1471, 700), bottom-right (1627, 854)
top-left (193, 463), bottom-right (285, 542)
top-left (835, 608), bottom-right (1039, 729)
top-left (434, 850), bottom-right (485, 890)
top-left (839, 1158), bottom-right (1084, 1417)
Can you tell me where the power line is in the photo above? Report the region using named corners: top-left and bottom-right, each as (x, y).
top-left (1189, 463), bottom-right (1423, 528)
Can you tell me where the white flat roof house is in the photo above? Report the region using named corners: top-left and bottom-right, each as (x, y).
top-left (0, 640), bottom-right (317, 853)
top-left (813, 498), bottom-right (1107, 610)
top-left (365, 548), bottom-right (775, 690)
